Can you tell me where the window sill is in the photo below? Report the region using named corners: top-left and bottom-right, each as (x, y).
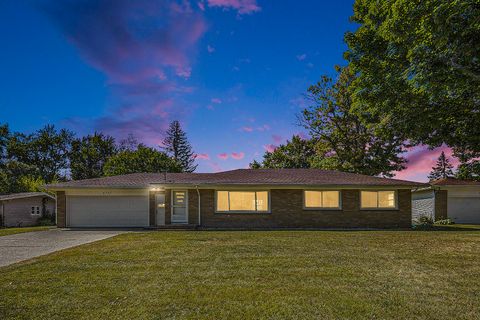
top-left (215, 211), bottom-right (271, 215)
top-left (360, 208), bottom-right (399, 211)
top-left (303, 208), bottom-right (342, 211)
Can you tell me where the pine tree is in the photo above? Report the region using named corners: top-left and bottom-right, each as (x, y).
top-left (428, 151), bottom-right (454, 181)
top-left (162, 121), bottom-right (197, 172)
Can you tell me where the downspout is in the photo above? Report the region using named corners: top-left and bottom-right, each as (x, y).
top-left (195, 185), bottom-right (201, 228)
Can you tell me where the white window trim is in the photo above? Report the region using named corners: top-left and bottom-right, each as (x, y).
top-left (360, 190), bottom-right (398, 210)
top-left (303, 190), bottom-right (342, 210)
top-left (171, 190), bottom-right (188, 223)
top-left (31, 206), bottom-right (41, 215)
top-left (215, 190), bottom-right (271, 214)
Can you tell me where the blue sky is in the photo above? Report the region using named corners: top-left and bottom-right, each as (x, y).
top-left (0, 0), bottom-right (448, 180)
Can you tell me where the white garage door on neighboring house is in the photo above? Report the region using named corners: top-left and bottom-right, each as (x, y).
top-left (67, 196), bottom-right (149, 227)
top-left (448, 197), bottom-right (480, 224)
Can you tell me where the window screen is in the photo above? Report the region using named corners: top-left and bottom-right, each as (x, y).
top-left (216, 191), bottom-right (269, 212)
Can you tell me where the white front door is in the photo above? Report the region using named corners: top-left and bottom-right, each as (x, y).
top-left (171, 190), bottom-right (188, 224)
top-left (155, 193), bottom-right (166, 226)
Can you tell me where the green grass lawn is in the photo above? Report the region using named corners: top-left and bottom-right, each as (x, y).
top-left (1, 230), bottom-right (479, 320)
top-left (0, 226), bottom-right (53, 237)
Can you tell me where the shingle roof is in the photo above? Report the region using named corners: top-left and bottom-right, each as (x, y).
top-left (46, 169), bottom-right (425, 189)
top-left (0, 192), bottom-right (55, 201)
top-left (431, 178), bottom-right (480, 186)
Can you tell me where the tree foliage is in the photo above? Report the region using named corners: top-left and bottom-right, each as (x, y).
top-left (345, 0), bottom-right (480, 156)
top-left (162, 121), bottom-right (197, 172)
top-left (0, 123), bottom-right (9, 167)
top-left (456, 159), bottom-right (480, 181)
top-left (428, 151), bottom-right (454, 181)
top-left (7, 125), bottom-right (73, 182)
top-left (70, 132), bottom-right (117, 180)
top-left (299, 66), bottom-right (407, 177)
top-left (249, 135), bottom-right (315, 169)
top-left (103, 145), bottom-right (181, 176)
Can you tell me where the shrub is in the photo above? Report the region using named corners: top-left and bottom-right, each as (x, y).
top-left (435, 218), bottom-right (455, 225)
top-left (413, 215), bottom-right (434, 230)
top-left (37, 210), bottom-right (55, 226)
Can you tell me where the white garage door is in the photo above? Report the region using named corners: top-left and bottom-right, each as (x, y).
top-left (67, 196), bottom-right (149, 227)
top-left (448, 197), bottom-right (480, 224)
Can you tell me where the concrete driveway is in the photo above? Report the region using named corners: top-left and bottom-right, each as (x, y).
top-left (0, 229), bottom-right (126, 267)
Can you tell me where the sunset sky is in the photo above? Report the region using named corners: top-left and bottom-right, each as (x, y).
top-left (0, 0), bottom-right (455, 181)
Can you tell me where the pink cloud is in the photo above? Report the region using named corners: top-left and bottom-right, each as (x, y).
top-left (394, 145), bottom-right (459, 182)
top-left (195, 153), bottom-right (210, 160)
top-left (272, 134), bottom-right (283, 144)
top-left (43, 0), bottom-right (207, 143)
top-left (231, 152), bottom-right (245, 160)
top-left (218, 153), bottom-right (229, 160)
top-left (207, 45), bottom-right (215, 53)
top-left (240, 126), bottom-right (254, 132)
top-left (207, 0), bottom-right (261, 14)
top-left (264, 144), bottom-right (277, 153)
top-left (296, 53), bottom-right (307, 61)
top-left (211, 98), bottom-right (222, 104)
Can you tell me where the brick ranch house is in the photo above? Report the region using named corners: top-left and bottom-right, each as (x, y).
top-left (46, 169), bottom-right (425, 229)
top-left (48, 169), bottom-right (423, 229)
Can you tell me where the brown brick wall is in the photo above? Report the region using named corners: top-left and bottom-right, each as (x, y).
top-left (188, 189), bottom-right (199, 225)
top-left (434, 190), bottom-right (448, 220)
top-left (56, 191), bottom-right (66, 228)
top-left (192, 189), bottom-right (411, 229)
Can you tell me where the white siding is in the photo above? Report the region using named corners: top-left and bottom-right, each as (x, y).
top-left (412, 190), bottom-right (435, 222)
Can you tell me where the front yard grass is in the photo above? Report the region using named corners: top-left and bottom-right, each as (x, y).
top-left (0, 230), bottom-right (479, 319)
top-left (0, 226), bottom-right (54, 237)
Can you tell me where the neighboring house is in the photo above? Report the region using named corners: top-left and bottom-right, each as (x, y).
top-left (46, 169), bottom-right (424, 229)
top-left (0, 192), bottom-right (56, 227)
top-left (412, 178), bottom-right (480, 224)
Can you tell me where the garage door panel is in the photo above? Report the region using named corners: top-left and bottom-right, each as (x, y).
top-left (448, 197), bottom-right (480, 224)
top-left (68, 196), bottom-right (149, 227)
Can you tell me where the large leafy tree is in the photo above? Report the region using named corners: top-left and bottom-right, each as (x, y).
top-left (249, 135), bottom-right (315, 169)
top-left (0, 123), bottom-right (9, 167)
top-left (103, 145), bottom-right (181, 176)
top-left (428, 151), bottom-right (454, 181)
top-left (299, 66), bottom-right (407, 177)
top-left (345, 0), bottom-right (480, 156)
top-left (70, 132), bottom-right (117, 180)
top-left (7, 125), bottom-right (73, 182)
top-left (456, 159), bottom-right (480, 181)
top-left (162, 120), bottom-right (197, 172)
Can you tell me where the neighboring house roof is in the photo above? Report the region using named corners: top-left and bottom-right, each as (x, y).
top-left (46, 169), bottom-right (425, 189)
top-left (0, 192), bottom-right (56, 201)
top-left (431, 178), bottom-right (480, 186)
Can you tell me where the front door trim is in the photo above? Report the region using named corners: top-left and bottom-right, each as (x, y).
top-left (171, 190), bottom-right (188, 224)
top-left (155, 193), bottom-right (166, 226)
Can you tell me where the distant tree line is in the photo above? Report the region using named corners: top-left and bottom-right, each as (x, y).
top-left (251, 0), bottom-right (480, 181)
top-left (0, 120), bottom-right (196, 194)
